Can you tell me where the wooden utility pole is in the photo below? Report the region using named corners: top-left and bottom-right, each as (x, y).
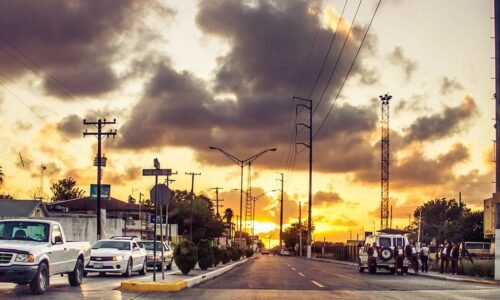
top-left (186, 172), bottom-right (201, 241)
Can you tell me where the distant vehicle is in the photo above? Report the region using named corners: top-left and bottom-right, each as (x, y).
top-left (462, 242), bottom-right (491, 258)
top-left (0, 219), bottom-right (91, 295)
top-left (280, 249), bottom-right (290, 256)
top-left (358, 233), bottom-right (410, 274)
top-left (261, 249), bottom-right (270, 255)
top-left (85, 238), bottom-right (147, 277)
top-left (142, 240), bottom-right (173, 270)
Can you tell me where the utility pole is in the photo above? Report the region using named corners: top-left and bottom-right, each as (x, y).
top-left (299, 201), bottom-right (302, 257)
top-left (277, 173), bottom-right (284, 251)
top-left (293, 96), bottom-right (313, 258)
top-left (83, 118), bottom-right (117, 241)
top-left (186, 172), bottom-right (201, 241)
top-left (494, 0), bottom-right (500, 281)
top-left (164, 174), bottom-right (175, 246)
top-left (211, 187), bottom-right (224, 219)
top-left (139, 192), bottom-right (144, 233)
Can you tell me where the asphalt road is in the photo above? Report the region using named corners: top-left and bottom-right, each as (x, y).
top-left (0, 255), bottom-right (499, 299)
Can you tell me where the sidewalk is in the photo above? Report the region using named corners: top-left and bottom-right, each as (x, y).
top-left (121, 256), bottom-right (256, 293)
top-left (311, 257), bottom-right (499, 285)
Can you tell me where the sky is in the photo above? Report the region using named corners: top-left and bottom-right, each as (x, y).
top-left (0, 0), bottom-right (495, 245)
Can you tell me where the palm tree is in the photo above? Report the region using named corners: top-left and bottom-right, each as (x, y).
top-left (223, 208), bottom-right (234, 223)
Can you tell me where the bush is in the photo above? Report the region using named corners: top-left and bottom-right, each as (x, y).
top-left (460, 260), bottom-right (494, 278)
top-left (174, 240), bottom-right (197, 275)
top-left (213, 246), bottom-right (222, 267)
top-left (232, 248), bottom-right (242, 261)
top-left (222, 247), bottom-right (232, 264)
top-left (197, 239), bottom-right (214, 270)
top-left (245, 248), bottom-right (254, 258)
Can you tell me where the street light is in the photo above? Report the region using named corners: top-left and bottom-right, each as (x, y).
top-left (209, 146), bottom-right (277, 248)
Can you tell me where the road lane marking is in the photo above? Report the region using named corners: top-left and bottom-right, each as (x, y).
top-left (292, 267), bottom-right (296, 270)
top-left (287, 264), bottom-right (291, 267)
top-left (298, 272), bottom-right (305, 277)
top-left (311, 280), bottom-right (325, 288)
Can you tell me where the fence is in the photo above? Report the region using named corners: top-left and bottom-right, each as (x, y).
top-left (312, 243), bottom-right (360, 262)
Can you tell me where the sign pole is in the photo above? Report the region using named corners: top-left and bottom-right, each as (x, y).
top-left (153, 172), bottom-right (158, 282)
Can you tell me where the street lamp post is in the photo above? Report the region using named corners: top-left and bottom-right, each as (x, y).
top-left (209, 146), bottom-right (277, 248)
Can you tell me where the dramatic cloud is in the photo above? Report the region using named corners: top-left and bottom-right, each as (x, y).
top-left (115, 0), bottom-right (380, 175)
top-left (0, 0), bottom-right (173, 98)
top-left (403, 95), bottom-right (478, 143)
top-left (56, 114), bottom-right (82, 138)
top-left (12, 121), bottom-right (32, 131)
top-left (440, 76), bottom-right (463, 95)
top-left (387, 46), bottom-right (417, 80)
top-left (393, 94), bottom-right (429, 114)
top-left (313, 190), bottom-right (343, 207)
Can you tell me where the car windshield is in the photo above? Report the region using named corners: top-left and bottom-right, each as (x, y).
top-left (143, 242), bottom-right (163, 251)
top-left (92, 240), bottom-right (130, 250)
top-left (0, 221), bottom-right (49, 242)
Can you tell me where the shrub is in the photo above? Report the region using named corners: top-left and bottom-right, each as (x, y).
top-left (197, 239), bottom-right (214, 271)
top-left (460, 260), bottom-right (494, 278)
top-left (232, 248), bottom-right (242, 261)
top-left (245, 248), bottom-right (254, 258)
top-left (213, 246), bottom-right (222, 267)
top-left (222, 247), bottom-right (232, 264)
top-left (174, 240), bottom-right (197, 275)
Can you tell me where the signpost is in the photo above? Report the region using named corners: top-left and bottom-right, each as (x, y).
top-left (90, 184), bottom-right (111, 200)
top-left (143, 160), bottom-right (171, 281)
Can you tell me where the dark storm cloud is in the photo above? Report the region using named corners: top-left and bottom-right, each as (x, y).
top-left (387, 46), bottom-right (417, 80)
top-left (403, 95), bottom-right (478, 143)
top-left (440, 76), bottom-right (464, 95)
top-left (57, 114), bottom-right (82, 138)
top-left (0, 0), bottom-right (171, 98)
top-left (116, 0), bottom-right (380, 175)
top-left (313, 190), bottom-right (343, 206)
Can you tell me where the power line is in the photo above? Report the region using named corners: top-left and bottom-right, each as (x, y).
top-left (314, 0), bottom-right (382, 140)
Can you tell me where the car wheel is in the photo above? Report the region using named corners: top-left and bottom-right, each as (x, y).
top-left (68, 258), bottom-right (84, 286)
top-left (359, 266), bottom-right (365, 273)
top-left (122, 259), bottom-right (132, 277)
top-left (139, 260), bottom-right (147, 275)
top-left (30, 262), bottom-right (49, 295)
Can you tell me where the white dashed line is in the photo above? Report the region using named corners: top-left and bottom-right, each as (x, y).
top-left (298, 272), bottom-right (305, 277)
top-left (311, 280), bottom-right (325, 288)
top-left (292, 267), bottom-right (296, 270)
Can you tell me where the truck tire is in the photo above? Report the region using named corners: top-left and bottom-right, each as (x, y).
top-left (30, 262), bottom-right (49, 295)
top-left (139, 259), bottom-right (147, 275)
top-left (68, 258), bottom-right (84, 286)
top-left (167, 259), bottom-right (172, 271)
top-left (122, 259), bottom-right (132, 277)
top-left (380, 247), bottom-right (393, 261)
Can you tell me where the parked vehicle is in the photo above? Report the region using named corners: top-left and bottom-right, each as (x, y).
top-left (461, 242), bottom-right (492, 258)
top-left (280, 249), bottom-right (290, 256)
top-left (261, 249), bottom-right (270, 255)
top-left (358, 233), bottom-right (410, 274)
top-left (142, 240), bottom-right (173, 271)
top-left (85, 237), bottom-right (147, 277)
top-left (0, 219), bottom-right (91, 295)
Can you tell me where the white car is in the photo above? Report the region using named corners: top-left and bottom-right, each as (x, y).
top-left (143, 240), bottom-right (174, 271)
top-left (85, 237), bottom-right (147, 277)
top-left (280, 249), bottom-right (290, 256)
top-left (358, 233), bottom-right (410, 274)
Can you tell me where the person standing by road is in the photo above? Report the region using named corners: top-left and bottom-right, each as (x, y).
top-left (395, 241), bottom-right (405, 275)
top-left (450, 242), bottom-right (459, 275)
top-left (367, 242), bottom-right (379, 272)
top-left (440, 240), bottom-right (450, 274)
top-left (420, 243), bottom-right (429, 273)
top-left (405, 240), bottom-right (418, 274)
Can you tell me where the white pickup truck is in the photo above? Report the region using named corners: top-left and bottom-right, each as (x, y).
top-left (0, 219), bottom-right (91, 295)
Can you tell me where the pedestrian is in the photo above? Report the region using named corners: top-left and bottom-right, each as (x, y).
top-left (410, 240), bottom-right (419, 274)
top-left (367, 242), bottom-right (379, 273)
top-left (450, 242), bottom-right (459, 275)
top-left (395, 241), bottom-right (405, 275)
top-left (440, 240), bottom-right (450, 274)
top-left (420, 243), bottom-right (429, 273)
top-left (405, 240), bottom-right (417, 274)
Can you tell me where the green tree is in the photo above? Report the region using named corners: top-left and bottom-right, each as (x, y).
top-left (282, 221), bottom-right (314, 248)
top-left (0, 166), bottom-right (4, 187)
top-left (50, 177), bottom-right (85, 202)
top-left (0, 193), bottom-right (14, 199)
top-left (223, 208), bottom-right (234, 223)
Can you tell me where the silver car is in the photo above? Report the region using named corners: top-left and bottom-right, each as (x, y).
top-left (142, 240), bottom-right (173, 271)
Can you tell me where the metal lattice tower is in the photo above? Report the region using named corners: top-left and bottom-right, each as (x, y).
top-left (380, 93), bottom-right (392, 229)
top-left (245, 162), bottom-right (253, 233)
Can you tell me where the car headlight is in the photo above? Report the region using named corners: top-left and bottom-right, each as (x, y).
top-left (112, 256), bottom-right (123, 261)
top-left (16, 253), bottom-right (34, 263)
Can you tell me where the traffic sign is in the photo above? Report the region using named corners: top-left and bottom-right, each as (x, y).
top-left (150, 184), bottom-right (172, 206)
top-left (150, 214), bottom-right (167, 224)
top-left (142, 169), bottom-right (172, 176)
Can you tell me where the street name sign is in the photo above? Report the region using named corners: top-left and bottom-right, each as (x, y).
top-left (142, 169), bottom-right (172, 176)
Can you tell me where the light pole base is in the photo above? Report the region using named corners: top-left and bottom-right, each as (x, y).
top-left (307, 246), bottom-right (312, 259)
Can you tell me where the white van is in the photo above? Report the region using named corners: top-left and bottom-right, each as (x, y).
top-left (358, 233), bottom-right (410, 274)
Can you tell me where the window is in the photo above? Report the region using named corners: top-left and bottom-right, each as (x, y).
top-left (52, 225), bottom-right (62, 243)
top-left (92, 241), bottom-right (131, 250)
top-left (378, 237), bottom-right (391, 248)
top-left (0, 221), bottom-right (49, 242)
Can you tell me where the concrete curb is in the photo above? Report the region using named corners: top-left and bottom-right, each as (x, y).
top-left (416, 272), bottom-right (500, 286)
top-left (121, 256), bottom-right (255, 293)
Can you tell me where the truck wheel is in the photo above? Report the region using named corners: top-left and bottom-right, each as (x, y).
top-left (359, 266), bottom-right (365, 273)
top-left (30, 262), bottom-right (49, 295)
top-left (139, 260), bottom-right (147, 275)
top-left (122, 259), bottom-right (132, 277)
top-left (167, 260), bottom-right (172, 271)
top-left (68, 258), bottom-right (84, 286)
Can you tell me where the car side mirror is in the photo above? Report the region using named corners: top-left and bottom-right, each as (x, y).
top-left (54, 236), bottom-right (63, 244)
